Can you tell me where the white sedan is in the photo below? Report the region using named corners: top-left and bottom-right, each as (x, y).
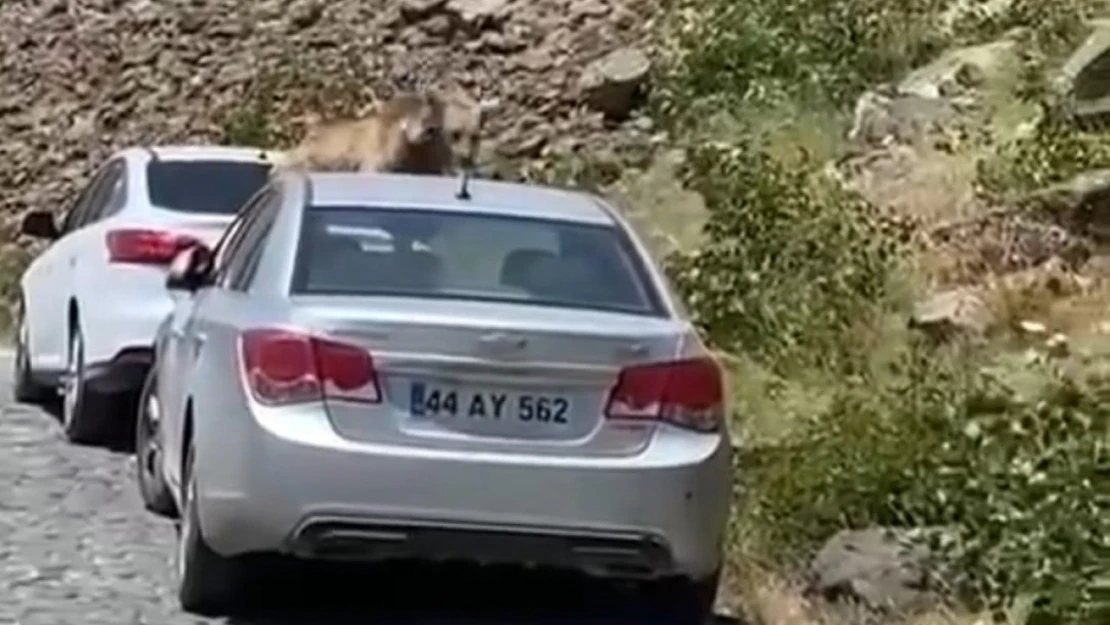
top-left (14, 145), bottom-right (276, 445)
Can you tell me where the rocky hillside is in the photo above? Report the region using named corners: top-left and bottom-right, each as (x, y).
top-left (0, 0), bottom-right (659, 248)
top-left (3, 0), bottom-right (1110, 622)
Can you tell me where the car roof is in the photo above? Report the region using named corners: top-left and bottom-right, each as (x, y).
top-left (299, 171), bottom-right (618, 225)
top-left (121, 144), bottom-right (279, 164)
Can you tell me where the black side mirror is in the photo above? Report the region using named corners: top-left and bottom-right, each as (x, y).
top-left (166, 244), bottom-right (215, 292)
top-left (20, 211), bottom-right (59, 240)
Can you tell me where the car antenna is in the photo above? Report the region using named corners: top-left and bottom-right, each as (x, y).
top-left (456, 97), bottom-right (499, 201)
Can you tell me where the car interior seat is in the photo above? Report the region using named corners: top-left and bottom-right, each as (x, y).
top-left (499, 249), bottom-right (558, 293)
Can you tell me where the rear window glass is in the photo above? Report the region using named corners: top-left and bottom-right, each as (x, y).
top-left (146, 160), bottom-right (272, 214)
top-left (292, 207), bottom-right (663, 315)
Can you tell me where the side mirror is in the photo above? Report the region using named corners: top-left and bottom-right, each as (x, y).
top-left (20, 211), bottom-right (59, 240)
top-left (166, 244), bottom-right (214, 292)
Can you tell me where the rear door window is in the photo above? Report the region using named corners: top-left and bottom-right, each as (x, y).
top-left (82, 160), bottom-right (127, 225)
top-left (223, 195), bottom-right (281, 292)
top-left (61, 161), bottom-right (120, 235)
top-left (291, 207), bottom-right (664, 316)
top-left (146, 159), bottom-right (272, 215)
top-left (211, 189), bottom-right (275, 285)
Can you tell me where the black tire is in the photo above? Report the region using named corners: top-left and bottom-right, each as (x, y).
top-left (176, 439), bottom-right (251, 616)
top-left (13, 302), bottom-right (54, 405)
top-left (644, 570), bottom-right (720, 624)
top-left (135, 369), bottom-right (177, 518)
top-left (61, 322), bottom-right (111, 445)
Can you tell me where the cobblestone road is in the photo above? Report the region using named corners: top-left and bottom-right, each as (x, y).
top-left (0, 351), bottom-right (733, 625)
top-left (0, 351), bottom-right (192, 625)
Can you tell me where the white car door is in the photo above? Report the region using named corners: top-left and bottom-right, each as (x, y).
top-left (23, 162), bottom-right (121, 372)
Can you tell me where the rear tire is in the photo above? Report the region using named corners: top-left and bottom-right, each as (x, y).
top-left (135, 369), bottom-right (177, 518)
top-left (176, 438), bottom-right (252, 616)
top-left (61, 322), bottom-right (112, 445)
top-left (13, 303), bottom-right (54, 405)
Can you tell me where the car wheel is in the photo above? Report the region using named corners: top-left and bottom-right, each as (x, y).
top-left (135, 369), bottom-right (177, 518)
top-left (644, 570), bottom-right (720, 624)
top-left (176, 438), bottom-right (250, 616)
top-left (61, 322), bottom-right (110, 445)
top-left (13, 304), bottom-right (54, 405)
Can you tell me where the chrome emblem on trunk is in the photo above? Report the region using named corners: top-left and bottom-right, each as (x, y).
top-left (478, 331), bottom-right (527, 356)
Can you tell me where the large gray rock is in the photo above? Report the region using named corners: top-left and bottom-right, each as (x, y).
top-left (446, 0), bottom-right (511, 26)
top-left (578, 46), bottom-right (652, 119)
top-left (808, 527), bottom-right (951, 613)
top-left (898, 39), bottom-right (1020, 100)
top-left (847, 88), bottom-right (958, 148)
top-left (909, 287), bottom-right (992, 341)
top-left (401, 0), bottom-right (448, 19)
top-left (1059, 21), bottom-right (1110, 120)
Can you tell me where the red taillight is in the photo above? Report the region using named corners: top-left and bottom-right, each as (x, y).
top-left (239, 328), bottom-right (381, 406)
top-left (604, 357), bottom-right (724, 432)
top-left (106, 229), bottom-right (200, 265)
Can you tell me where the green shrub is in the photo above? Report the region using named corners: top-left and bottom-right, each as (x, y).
top-left (665, 141), bottom-right (904, 373)
top-left (952, 0), bottom-right (1103, 64)
top-left (970, 3), bottom-right (1107, 201)
top-left (977, 102), bottom-right (1110, 201)
top-left (736, 348), bottom-right (1108, 623)
top-left (655, 0), bottom-right (953, 127)
top-left (651, 1), bottom-right (1110, 622)
top-left (220, 71), bottom-right (279, 148)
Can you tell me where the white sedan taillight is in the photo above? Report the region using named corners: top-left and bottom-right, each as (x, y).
top-left (106, 228), bottom-right (201, 265)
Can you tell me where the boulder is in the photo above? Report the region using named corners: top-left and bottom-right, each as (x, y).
top-left (578, 46), bottom-right (651, 119)
top-left (400, 0), bottom-right (448, 20)
top-left (1059, 20), bottom-right (1110, 120)
top-left (847, 89), bottom-right (958, 148)
top-left (898, 39), bottom-right (1020, 100)
top-left (808, 527), bottom-right (952, 613)
top-left (446, 0), bottom-right (511, 26)
top-left (570, 0), bottom-right (611, 20)
top-left (909, 287), bottom-right (992, 341)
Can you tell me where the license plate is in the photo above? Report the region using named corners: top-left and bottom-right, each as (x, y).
top-left (409, 381), bottom-right (570, 425)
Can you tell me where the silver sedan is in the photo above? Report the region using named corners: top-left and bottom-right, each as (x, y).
top-left (134, 170), bottom-right (733, 620)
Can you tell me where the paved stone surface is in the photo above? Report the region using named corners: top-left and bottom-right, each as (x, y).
top-left (0, 353), bottom-right (194, 625)
top-left (0, 351), bottom-right (734, 625)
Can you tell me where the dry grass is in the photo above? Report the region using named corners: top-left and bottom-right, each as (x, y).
top-left (717, 351), bottom-right (835, 447)
top-left (841, 145), bottom-right (983, 226)
top-left (980, 260), bottom-right (1110, 339)
top-left (604, 148), bottom-right (709, 259)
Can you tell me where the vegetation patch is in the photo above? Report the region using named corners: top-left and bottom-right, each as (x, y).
top-left (652, 0), bottom-right (1110, 623)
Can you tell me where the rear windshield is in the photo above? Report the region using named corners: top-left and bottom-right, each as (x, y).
top-left (146, 160), bottom-right (272, 214)
top-left (292, 207), bottom-right (663, 316)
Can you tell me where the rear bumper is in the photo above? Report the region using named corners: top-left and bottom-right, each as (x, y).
top-left (194, 402), bottom-right (733, 581)
top-left (287, 516), bottom-right (676, 579)
top-left (85, 347), bottom-right (153, 395)
top-left (30, 347), bottom-right (153, 396)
